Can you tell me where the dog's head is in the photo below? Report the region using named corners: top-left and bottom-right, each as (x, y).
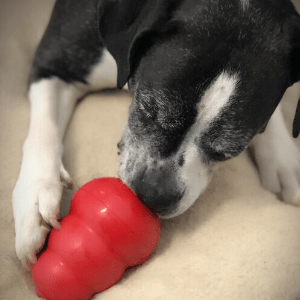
top-left (99, 0), bottom-right (300, 217)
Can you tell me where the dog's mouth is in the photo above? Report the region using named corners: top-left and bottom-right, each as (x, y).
top-left (157, 206), bottom-right (179, 218)
top-left (136, 187), bottom-right (186, 217)
top-left (117, 138), bottom-right (188, 217)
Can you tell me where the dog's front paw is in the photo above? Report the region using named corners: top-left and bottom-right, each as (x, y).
top-left (12, 149), bottom-right (73, 269)
top-left (253, 129), bottom-right (300, 206)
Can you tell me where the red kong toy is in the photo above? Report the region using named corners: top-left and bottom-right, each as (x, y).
top-left (32, 177), bottom-right (161, 300)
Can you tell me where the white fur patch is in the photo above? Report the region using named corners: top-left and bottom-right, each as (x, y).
top-left (251, 102), bottom-right (300, 206)
top-left (197, 71), bottom-right (239, 129)
top-left (29, 78), bottom-right (83, 138)
top-left (86, 49), bottom-right (118, 90)
top-left (166, 146), bottom-right (214, 218)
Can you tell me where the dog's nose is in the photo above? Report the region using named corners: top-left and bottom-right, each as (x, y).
top-left (132, 168), bottom-right (182, 215)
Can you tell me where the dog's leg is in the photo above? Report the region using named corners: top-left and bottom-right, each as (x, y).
top-left (12, 0), bottom-right (121, 268)
top-left (251, 102), bottom-right (300, 205)
top-left (12, 78), bottom-right (81, 269)
top-left (13, 47), bottom-right (118, 269)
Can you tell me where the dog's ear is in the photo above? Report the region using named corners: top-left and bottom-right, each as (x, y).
top-left (290, 13), bottom-right (300, 85)
top-left (98, 0), bottom-right (177, 89)
top-left (290, 13), bottom-right (300, 138)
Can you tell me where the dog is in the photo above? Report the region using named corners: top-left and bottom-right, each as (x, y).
top-left (12, 0), bottom-right (300, 269)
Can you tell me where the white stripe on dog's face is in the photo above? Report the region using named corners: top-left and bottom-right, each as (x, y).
top-left (162, 72), bottom-right (239, 217)
top-left (197, 71), bottom-right (239, 129)
top-left (119, 71), bottom-right (239, 218)
top-left (165, 145), bottom-right (215, 218)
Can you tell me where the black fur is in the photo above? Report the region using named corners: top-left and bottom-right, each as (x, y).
top-left (98, 0), bottom-right (183, 88)
top-left (290, 14), bottom-right (300, 137)
top-left (31, 0), bottom-right (103, 83)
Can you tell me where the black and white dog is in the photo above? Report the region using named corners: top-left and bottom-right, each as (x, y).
top-left (12, 0), bottom-right (300, 268)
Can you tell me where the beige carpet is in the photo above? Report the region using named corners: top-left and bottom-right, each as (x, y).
top-left (2, 1), bottom-right (300, 299)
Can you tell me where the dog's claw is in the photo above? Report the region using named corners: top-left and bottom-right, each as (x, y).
top-left (60, 165), bottom-right (74, 190)
top-left (23, 259), bottom-right (32, 271)
top-left (30, 251), bottom-right (37, 264)
top-left (50, 218), bottom-right (61, 230)
top-left (61, 179), bottom-right (74, 190)
top-left (67, 181), bottom-right (74, 190)
top-left (23, 254), bottom-right (36, 271)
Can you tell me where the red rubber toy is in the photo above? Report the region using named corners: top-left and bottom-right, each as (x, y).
top-left (32, 177), bottom-right (161, 300)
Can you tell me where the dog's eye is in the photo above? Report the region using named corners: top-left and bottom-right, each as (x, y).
top-left (206, 151), bottom-right (233, 162)
top-left (158, 119), bottom-right (181, 130)
top-left (157, 112), bottom-right (184, 131)
top-left (209, 151), bottom-right (226, 161)
top-left (138, 102), bottom-right (156, 120)
top-left (138, 102), bottom-right (183, 131)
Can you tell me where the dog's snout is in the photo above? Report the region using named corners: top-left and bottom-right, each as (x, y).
top-left (132, 168), bottom-right (182, 215)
